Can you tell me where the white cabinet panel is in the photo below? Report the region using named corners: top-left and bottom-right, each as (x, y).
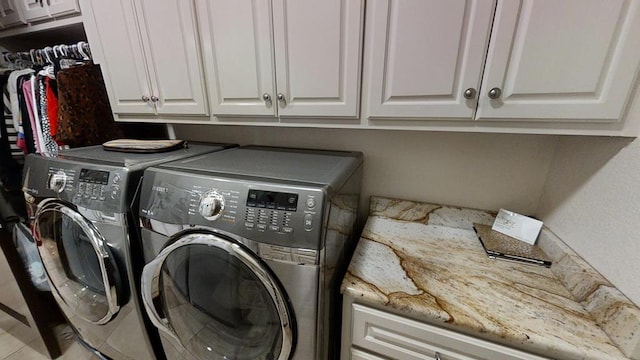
top-left (84, 0), bottom-right (208, 117)
top-left (347, 302), bottom-right (549, 360)
top-left (476, 0), bottom-right (640, 122)
top-left (273, 0), bottom-right (364, 118)
top-left (83, 0), bottom-right (154, 114)
top-left (198, 0), bottom-right (364, 119)
top-left (350, 348), bottom-right (386, 360)
top-left (197, 0), bottom-right (276, 116)
top-left (366, 0), bottom-right (495, 119)
top-left (136, 0), bottom-right (208, 115)
top-left (17, 0), bottom-right (78, 22)
top-left (0, 0), bottom-right (25, 28)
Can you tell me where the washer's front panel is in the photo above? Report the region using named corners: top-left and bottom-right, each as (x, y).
top-left (140, 169), bottom-right (327, 250)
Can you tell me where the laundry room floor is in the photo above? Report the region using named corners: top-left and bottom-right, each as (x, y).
top-left (0, 310), bottom-right (95, 360)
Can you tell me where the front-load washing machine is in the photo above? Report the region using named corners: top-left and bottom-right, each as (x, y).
top-left (22, 142), bottom-right (236, 360)
top-left (138, 146), bottom-right (363, 360)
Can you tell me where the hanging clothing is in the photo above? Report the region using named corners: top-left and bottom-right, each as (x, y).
top-left (0, 73), bottom-right (22, 190)
top-left (37, 77), bottom-right (58, 156)
top-left (56, 61), bottom-right (122, 147)
top-left (2, 72), bottom-right (22, 161)
top-left (45, 77), bottom-right (59, 142)
top-left (7, 69), bottom-right (34, 140)
top-left (16, 76), bottom-right (36, 154)
top-left (22, 77), bottom-right (42, 153)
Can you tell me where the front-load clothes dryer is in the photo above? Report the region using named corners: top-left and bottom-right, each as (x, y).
top-left (138, 146), bottom-right (363, 360)
top-left (22, 142), bottom-right (236, 360)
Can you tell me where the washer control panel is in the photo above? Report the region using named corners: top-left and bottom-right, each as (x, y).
top-left (140, 171), bottom-right (326, 250)
top-left (45, 166), bottom-right (127, 211)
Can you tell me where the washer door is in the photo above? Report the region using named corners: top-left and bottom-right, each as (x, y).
top-left (34, 200), bottom-right (121, 324)
top-left (141, 230), bottom-right (295, 360)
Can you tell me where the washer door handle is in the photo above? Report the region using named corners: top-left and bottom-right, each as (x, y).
top-left (141, 256), bottom-right (181, 343)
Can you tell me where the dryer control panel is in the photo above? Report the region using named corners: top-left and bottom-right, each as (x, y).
top-left (139, 169), bottom-right (327, 250)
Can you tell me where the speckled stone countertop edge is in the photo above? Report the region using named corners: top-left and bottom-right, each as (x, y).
top-left (341, 196), bottom-right (640, 360)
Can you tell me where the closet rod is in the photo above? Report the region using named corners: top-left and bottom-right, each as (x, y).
top-left (2, 41), bottom-right (91, 65)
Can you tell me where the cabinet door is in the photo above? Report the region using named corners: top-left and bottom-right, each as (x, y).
top-left (16, 0), bottom-right (49, 22)
top-left (197, 0), bottom-right (276, 117)
top-left (82, 0), bottom-right (155, 114)
top-left (0, 0), bottom-right (26, 28)
top-left (136, 0), bottom-right (209, 116)
top-left (272, 0), bottom-right (364, 118)
top-left (477, 0), bottom-right (640, 122)
top-left (365, 0), bottom-right (495, 120)
top-left (44, 0), bottom-right (79, 18)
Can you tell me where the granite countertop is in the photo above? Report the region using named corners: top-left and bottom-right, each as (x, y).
top-left (341, 197), bottom-right (640, 360)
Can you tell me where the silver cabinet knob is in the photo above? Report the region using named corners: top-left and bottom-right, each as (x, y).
top-left (150, 95), bottom-right (159, 103)
top-left (435, 352), bottom-right (442, 360)
top-left (262, 93), bottom-right (272, 102)
top-left (488, 87), bottom-right (502, 99)
top-left (142, 95), bottom-right (150, 102)
top-left (277, 93), bottom-right (286, 105)
top-left (463, 88), bottom-right (476, 99)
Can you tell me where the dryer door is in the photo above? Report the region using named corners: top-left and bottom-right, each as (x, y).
top-left (34, 200), bottom-right (121, 325)
top-left (141, 230), bottom-right (295, 360)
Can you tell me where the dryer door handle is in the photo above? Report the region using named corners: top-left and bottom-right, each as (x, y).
top-left (141, 257), bottom-right (181, 344)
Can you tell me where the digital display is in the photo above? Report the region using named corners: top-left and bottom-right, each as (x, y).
top-left (247, 190), bottom-right (298, 211)
top-left (79, 169), bottom-right (110, 185)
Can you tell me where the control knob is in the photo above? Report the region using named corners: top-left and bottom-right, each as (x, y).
top-left (48, 170), bottom-right (67, 193)
top-left (199, 191), bottom-right (225, 221)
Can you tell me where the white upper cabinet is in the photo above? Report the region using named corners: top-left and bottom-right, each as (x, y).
top-left (0, 0), bottom-right (26, 28)
top-left (197, 0), bottom-right (275, 117)
top-left (365, 0), bottom-right (640, 132)
top-left (17, 0), bottom-right (79, 23)
top-left (477, 0), bottom-right (640, 123)
top-left (366, 0), bottom-right (495, 119)
top-left (197, 0), bottom-right (364, 119)
top-left (82, 0), bottom-right (208, 117)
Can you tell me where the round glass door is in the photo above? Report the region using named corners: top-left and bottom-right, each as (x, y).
top-left (34, 200), bottom-right (121, 324)
top-left (142, 231), bottom-right (295, 360)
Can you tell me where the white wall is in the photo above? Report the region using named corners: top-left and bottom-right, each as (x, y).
top-left (537, 90), bottom-right (640, 307)
top-left (537, 136), bottom-right (640, 306)
top-left (173, 125), bottom-right (558, 217)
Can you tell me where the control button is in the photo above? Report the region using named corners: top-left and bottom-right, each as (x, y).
top-left (269, 225), bottom-right (280, 232)
top-left (304, 214), bottom-right (313, 231)
top-left (199, 190), bottom-right (225, 221)
top-left (257, 224), bottom-right (267, 231)
top-left (47, 170), bottom-right (67, 193)
top-left (244, 222), bottom-right (254, 229)
top-left (306, 198), bottom-right (316, 209)
top-left (112, 174), bottom-right (121, 184)
top-left (282, 227), bottom-right (293, 234)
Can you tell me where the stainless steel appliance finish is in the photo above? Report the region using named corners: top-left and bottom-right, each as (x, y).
top-left (139, 146), bottom-right (363, 360)
top-left (22, 143), bottom-right (235, 360)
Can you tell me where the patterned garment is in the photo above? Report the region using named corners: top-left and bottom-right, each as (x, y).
top-left (38, 76), bottom-right (59, 156)
top-left (56, 62), bottom-right (123, 147)
top-left (0, 73), bottom-right (22, 190)
top-left (2, 77), bottom-right (23, 161)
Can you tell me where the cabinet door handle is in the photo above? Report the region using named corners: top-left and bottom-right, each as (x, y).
top-left (488, 87), bottom-right (502, 99)
top-left (150, 95), bottom-right (159, 103)
top-left (262, 93), bottom-right (272, 103)
top-left (141, 96), bottom-right (150, 102)
top-left (463, 88), bottom-right (476, 99)
top-left (435, 352), bottom-right (442, 360)
top-left (277, 92), bottom-right (286, 105)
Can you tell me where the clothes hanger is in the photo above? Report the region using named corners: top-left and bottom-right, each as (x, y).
top-left (77, 41), bottom-right (91, 61)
